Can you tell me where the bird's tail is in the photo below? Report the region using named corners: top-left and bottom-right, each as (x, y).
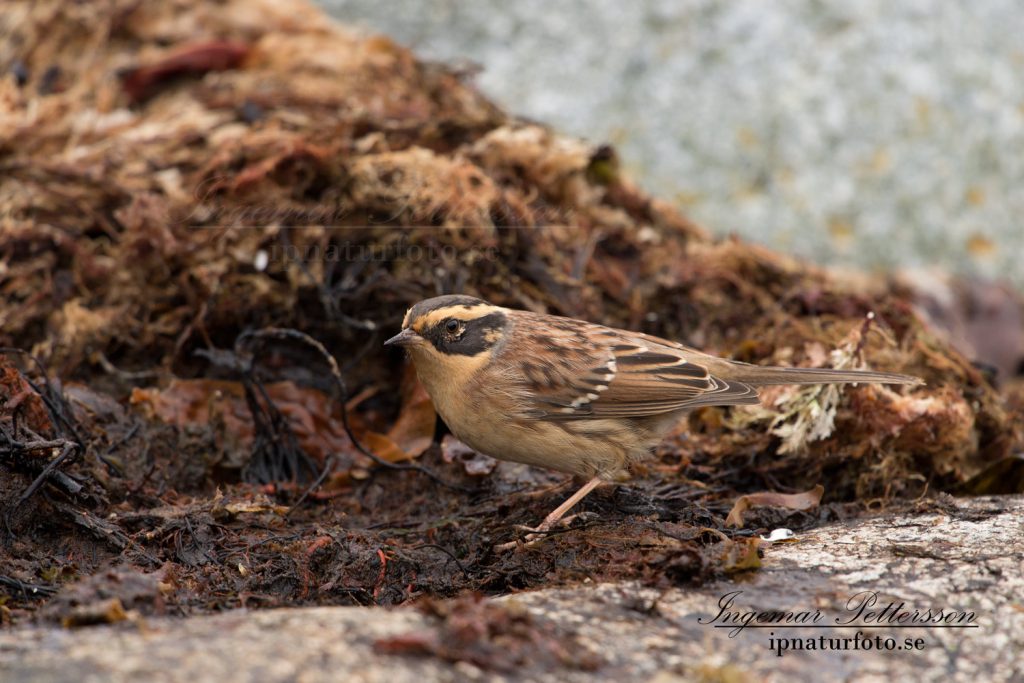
top-left (721, 364), bottom-right (923, 387)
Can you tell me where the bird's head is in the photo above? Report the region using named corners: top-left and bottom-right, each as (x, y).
top-left (384, 295), bottom-right (509, 378)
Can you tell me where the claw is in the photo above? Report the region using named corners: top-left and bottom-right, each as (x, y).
top-left (493, 477), bottom-right (605, 552)
top-left (494, 513), bottom-right (586, 551)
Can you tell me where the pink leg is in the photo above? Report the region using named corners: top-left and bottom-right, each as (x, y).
top-left (536, 476), bottom-right (602, 531)
top-left (496, 476), bottom-right (603, 550)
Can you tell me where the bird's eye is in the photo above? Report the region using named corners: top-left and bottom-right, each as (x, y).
top-left (445, 319), bottom-right (460, 333)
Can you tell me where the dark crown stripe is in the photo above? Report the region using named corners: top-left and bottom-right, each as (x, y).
top-left (408, 295), bottom-right (486, 321)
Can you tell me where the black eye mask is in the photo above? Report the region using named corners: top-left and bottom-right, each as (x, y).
top-left (425, 312), bottom-right (507, 356)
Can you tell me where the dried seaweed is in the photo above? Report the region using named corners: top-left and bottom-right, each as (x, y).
top-left (0, 0), bottom-right (1020, 626)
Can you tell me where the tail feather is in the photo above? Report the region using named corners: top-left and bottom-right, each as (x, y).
top-left (722, 365), bottom-right (923, 387)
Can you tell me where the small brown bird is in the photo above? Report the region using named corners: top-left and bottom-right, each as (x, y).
top-left (385, 295), bottom-right (921, 544)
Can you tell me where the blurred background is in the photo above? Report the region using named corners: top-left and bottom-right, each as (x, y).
top-left (323, 0), bottom-right (1023, 287)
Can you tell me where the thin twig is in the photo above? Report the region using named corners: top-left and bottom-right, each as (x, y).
top-left (4, 442), bottom-right (78, 535)
top-left (286, 454), bottom-right (335, 518)
top-left (0, 575), bottom-right (58, 599)
top-left (10, 442), bottom-right (76, 509)
top-left (0, 348), bottom-right (85, 447)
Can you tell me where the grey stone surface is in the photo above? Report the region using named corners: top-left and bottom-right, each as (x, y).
top-left (321, 0), bottom-right (1024, 285)
top-left (2, 495), bottom-right (1021, 682)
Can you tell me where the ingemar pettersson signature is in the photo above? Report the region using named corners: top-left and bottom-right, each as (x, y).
top-left (699, 590), bottom-right (979, 638)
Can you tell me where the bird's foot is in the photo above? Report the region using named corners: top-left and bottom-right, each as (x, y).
top-left (494, 513), bottom-right (591, 551)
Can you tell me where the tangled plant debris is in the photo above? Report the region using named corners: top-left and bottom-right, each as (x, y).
top-left (373, 593), bottom-right (603, 672)
top-left (0, 0), bottom-right (1022, 632)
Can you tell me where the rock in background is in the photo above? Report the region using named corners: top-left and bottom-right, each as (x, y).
top-left (325, 0), bottom-right (1024, 285)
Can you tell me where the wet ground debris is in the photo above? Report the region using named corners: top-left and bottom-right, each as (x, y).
top-left (0, 0), bottom-right (1021, 627)
top-left (214, 326), bottom-right (467, 494)
top-left (1, 351), bottom-right (86, 535)
top-left (196, 342), bottom-right (320, 485)
top-left (0, 575), bottom-right (58, 601)
top-left (373, 593), bottom-right (602, 672)
top-left (724, 484), bottom-right (825, 528)
top-left (40, 566), bottom-right (171, 628)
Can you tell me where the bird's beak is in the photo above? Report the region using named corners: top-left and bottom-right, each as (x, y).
top-left (384, 328), bottom-right (419, 347)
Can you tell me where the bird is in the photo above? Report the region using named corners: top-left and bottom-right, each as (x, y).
top-left (384, 294), bottom-right (922, 546)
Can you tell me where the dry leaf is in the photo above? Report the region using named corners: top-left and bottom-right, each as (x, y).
top-left (725, 484), bottom-right (825, 528)
top-left (210, 495), bottom-right (289, 520)
top-left (358, 430), bottom-right (415, 464)
top-left (385, 363), bottom-right (436, 459)
top-left (131, 378), bottom-right (361, 464)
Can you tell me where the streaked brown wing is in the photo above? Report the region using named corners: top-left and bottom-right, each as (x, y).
top-left (504, 312), bottom-right (760, 420)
